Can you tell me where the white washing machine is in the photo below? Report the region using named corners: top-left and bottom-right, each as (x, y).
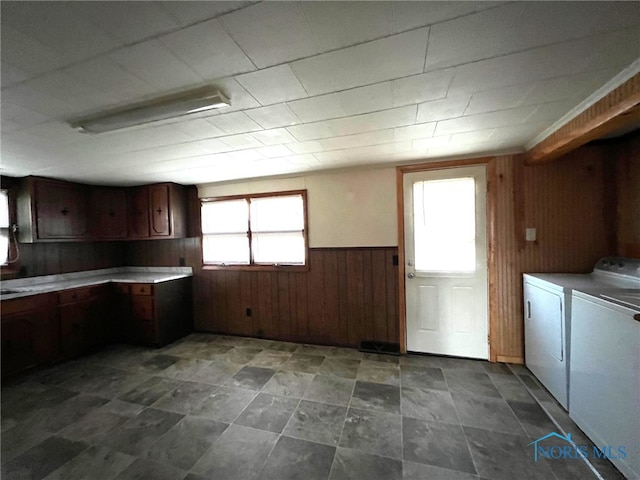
top-left (523, 257), bottom-right (640, 410)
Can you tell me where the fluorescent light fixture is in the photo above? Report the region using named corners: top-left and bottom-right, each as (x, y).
top-left (70, 86), bottom-right (230, 133)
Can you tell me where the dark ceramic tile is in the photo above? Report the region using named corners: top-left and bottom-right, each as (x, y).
top-left (545, 452), bottom-right (606, 480)
top-left (318, 358), bottom-right (361, 379)
top-left (224, 366), bottom-right (275, 390)
top-left (265, 341), bottom-right (299, 353)
top-left (234, 393), bottom-right (299, 433)
top-left (95, 408), bottom-right (184, 456)
top-left (295, 344), bottom-right (335, 356)
top-left (362, 353), bottom-right (399, 365)
top-left (188, 359), bottom-right (242, 385)
top-left (248, 351), bottom-right (292, 368)
top-left (281, 354), bottom-right (326, 373)
top-left (356, 363), bottom-right (400, 385)
top-left (463, 426), bottom-right (554, 480)
top-left (44, 445), bottom-right (135, 480)
top-left (59, 366), bottom-right (123, 393)
top-left (192, 424), bottom-right (278, 480)
top-left (258, 435), bottom-right (335, 480)
top-left (192, 386), bottom-right (256, 423)
top-left (518, 374), bottom-right (543, 392)
top-left (1, 386), bottom-right (77, 424)
top-left (262, 370), bottom-right (314, 398)
top-left (224, 347), bottom-right (263, 364)
top-left (144, 416), bottom-right (229, 470)
top-left (161, 341), bottom-right (208, 358)
top-left (330, 347), bottom-right (364, 360)
top-left (402, 417), bottom-right (476, 474)
top-left (1, 425), bottom-right (51, 464)
top-left (113, 458), bottom-right (187, 480)
top-left (350, 381), bottom-right (401, 414)
top-left (329, 447), bottom-right (402, 480)
top-left (452, 393), bottom-right (526, 436)
top-left (443, 370), bottom-right (501, 398)
top-left (137, 354), bottom-right (181, 374)
top-left (57, 400), bottom-right (144, 442)
top-left (189, 344), bottom-right (235, 360)
top-left (507, 400), bottom-right (558, 439)
top-left (401, 386), bottom-right (459, 424)
top-left (151, 381), bottom-right (217, 414)
top-left (490, 375), bottom-right (537, 403)
top-left (1, 436), bottom-right (87, 480)
top-left (157, 358), bottom-right (213, 380)
top-left (119, 377), bottom-right (185, 406)
top-left (89, 370), bottom-right (152, 399)
top-left (284, 400), bottom-right (347, 446)
top-left (482, 362), bottom-right (512, 375)
top-left (400, 366), bottom-right (447, 391)
top-left (339, 408), bottom-right (402, 459)
top-left (22, 394), bottom-right (109, 433)
top-left (303, 375), bottom-right (354, 407)
top-left (403, 461), bottom-right (482, 479)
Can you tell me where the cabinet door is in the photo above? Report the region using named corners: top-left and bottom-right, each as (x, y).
top-left (128, 188), bottom-right (150, 238)
top-left (1, 314), bottom-right (39, 377)
top-left (35, 181), bottom-right (89, 239)
top-left (149, 184), bottom-right (171, 237)
top-left (60, 302), bottom-right (92, 358)
top-left (91, 188), bottom-right (127, 239)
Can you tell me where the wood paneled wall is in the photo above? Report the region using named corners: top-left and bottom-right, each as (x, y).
top-left (615, 131), bottom-right (640, 258)
top-left (126, 240), bottom-right (399, 348)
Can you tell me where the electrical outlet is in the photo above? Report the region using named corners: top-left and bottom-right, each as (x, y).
top-left (525, 228), bottom-right (537, 242)
top-left (179, 257), bottom-right (185, 266)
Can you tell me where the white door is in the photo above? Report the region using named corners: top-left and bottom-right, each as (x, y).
top-left (404, 165), bottom-right (488, 359)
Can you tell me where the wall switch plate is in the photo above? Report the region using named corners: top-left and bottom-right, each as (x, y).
top-left (525, 228), bottom-right (537, 242)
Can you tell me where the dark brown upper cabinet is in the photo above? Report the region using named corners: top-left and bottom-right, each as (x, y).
top-left (91, 188), bottom-right (128, 239)
top-left (128, 183), bottom-right (187, 239)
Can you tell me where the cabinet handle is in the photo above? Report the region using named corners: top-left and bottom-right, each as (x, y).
top-left (156, 208), bottom-right (163, 215)
top-left (634, 314), bottom-right (640, 322)
top-left (61, 208), bottom-right (69, 216)
top-left (527, 301), bottom-right (531, 319)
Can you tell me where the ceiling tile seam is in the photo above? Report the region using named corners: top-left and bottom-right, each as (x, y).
top-left (153, 1), bottom-right (259, 30)
top-left (422, 26), bottom-right (431, 74)
top-left (298, 1), bottom-right (324, 65)
top-left (215, 12), bottom-right (260, 72)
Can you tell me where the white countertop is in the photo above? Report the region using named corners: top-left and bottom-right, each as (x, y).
top-left (1, 267), bottom-right (193, 300)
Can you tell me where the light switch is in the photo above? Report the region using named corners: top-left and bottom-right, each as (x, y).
top-left (525, 228), bottom-right (537, 242)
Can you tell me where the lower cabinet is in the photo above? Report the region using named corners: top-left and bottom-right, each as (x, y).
top-left (58, 286), bottom-right (110, 358)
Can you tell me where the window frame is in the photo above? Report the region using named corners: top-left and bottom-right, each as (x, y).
top-left (0, 181), bottom-right (20, 279)
top-left (201, 189), bottom-right (309, 272)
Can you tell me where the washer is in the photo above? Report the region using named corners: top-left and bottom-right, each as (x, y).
top-left (523, 257), bottom-right (640, 410)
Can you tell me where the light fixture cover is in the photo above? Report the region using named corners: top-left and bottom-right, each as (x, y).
top-left (70, 86), bottom-right (230, 133)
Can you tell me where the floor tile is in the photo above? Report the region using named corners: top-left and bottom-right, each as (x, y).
top-left (401, 386), bottom-right (459, 424)
top-left (188, 344), bottom-right (235, 360)
top-left (507, 400), bottom-right (558, 439)
top-left (463, 426), bottom-right (554, 480)
top-left (119, 377), bottom-right (185, 406)
top-left (234, 393), bottom-right (299, 433)
top-left (262, 370), bottom-right (314, 398)
top-left (295, 344), bottom-right (335, 356)
top-left (112, 458), bottom-right (187, 480)
top-left (443, 370), bottom-right (501, 398)
top-left (265, 341), bottom-right (299, 353)
top-left (318, 358), bottom-right (361, 379)
top-left (248, 351), bottom-right (292, 368)
top-left (1, 436), bottom-right (87, 480)
top-left (88, 370), bottom-right (152, 399)
top-left (57, 400), bottom-right (144, 442)
top-left (189, 359), bottom-right (242, 385)
top-left (158, 358), bottom-right (213, 380)
top-left (452, 393), bottom-right (526, 436)
top-left (224, 347), bottom-right (263, 364)
top-left (400, 366), bottom-right (447, 391)
top-left (339, 408), bottom-right (402, 459)
top-left (490, 375), bottom-right (537, 403)
top-left (329, 447), bottom-right (402, 480)
top-left (43, 445), bottom-right (135, 480)
top-left (95, 408), bottom-right (184, 456)
top-left (144, 415), bottom-right (229, 470)
top-left (280, 353), bottom-right (326, 373)
top-left (402, 417), bottom-right (476, 475)
top-left (303, 375), bottom-right (354, 406)
top-left (482, 362), bottom-right (512, 376)
top-left (224, 366), bottom-right (275, 390)
top-left (356, 363), bottom-right (400, 386)
top-left (1, 425), bottom-right (51, 464)
top-left (2, 386), bottom-right (78, 425)
top-left (192, 424), bottom-right (278, 480)
top-left (284, 400), bottom-right (347, 446)
top-left (258, 435), bottom-right (335, 480)
top-left (362, 353), bottom-right (399, 365)
top-left (192, 386), bottom-right (257, 423)
top-left (350, 381), bottom-right (401, 414)
top-left (136, 354), bottom-right (181, 374)
top-left (151, 380), bottom-right (217, 414)
top-left (402, 461), bottom-right (482, 480)
top-left (329, 347), bottom-right (364, 360)
top-left (22, 394), bottom-right (109, 434)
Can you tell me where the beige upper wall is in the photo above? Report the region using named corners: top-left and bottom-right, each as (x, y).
top-left (198, 167), bottom-right (398, 248)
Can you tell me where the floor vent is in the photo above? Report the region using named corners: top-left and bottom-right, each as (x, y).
top-left (359, 340), bottom-right (400, 355)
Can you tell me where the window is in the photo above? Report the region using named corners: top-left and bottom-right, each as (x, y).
top-left (201, 190), bottom-right (308, 269)
top-left (0, 190), bottom-right (10, 265)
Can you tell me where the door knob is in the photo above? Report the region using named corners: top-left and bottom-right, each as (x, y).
top-left (407, 273), bottom-right (415, 279)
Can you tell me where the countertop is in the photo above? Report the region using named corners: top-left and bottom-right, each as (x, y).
top-left (1, 267), bottom-right (193, 300)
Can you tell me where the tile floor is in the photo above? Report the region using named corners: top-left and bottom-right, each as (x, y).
top-left (0, 334), bottom-right (623, 480)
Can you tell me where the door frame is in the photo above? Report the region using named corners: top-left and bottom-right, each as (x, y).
top-left (396, 157), bottom-right (498, 361)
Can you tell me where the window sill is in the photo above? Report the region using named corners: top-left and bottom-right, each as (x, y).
top-left (202, 264), bottom-right (309, 273)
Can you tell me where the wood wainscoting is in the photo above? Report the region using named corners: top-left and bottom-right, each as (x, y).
top-left (127, 240), bottom-right (399, 348)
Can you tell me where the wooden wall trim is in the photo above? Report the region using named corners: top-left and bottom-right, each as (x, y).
top-left (396, 168), bottom-right (407, 354)
top-left (523, 72), bottom-right (640, 165)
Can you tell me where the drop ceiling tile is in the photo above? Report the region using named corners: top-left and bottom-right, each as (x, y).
top-left (236, 65), bottom-right (308, 105)
top-left (221, 2), bottom-right (319, 68)
top-left (287, 83), bottom-right (392, 123)
top-left (393, 2), bottom-right (505, 32)
top-left (255, 145), bottom-right (294, 158)
top-left (465, 85), bottom-right (534, 116)
top-left (286, 141), bottom-right (323, 155)
top-left (207, 78), bottom-right (261, 112)
top-left (170, 118), bottom-right (227, 140)
top-left (522, 68), bottom-right (620, 106)
top-left (416, 96), bottom-right (470, 123)
top-left (1, 62), bottom-right (31, 87)
top-left (245, 104), bottom-right (302, 129)
top-left (207, 112), bottom-right (263, 135)
top-left (286, 154), bottom-right (321, 166)
top-left (391, 69), bottom-right (454, 106)
top-left (522, 100), bottom-right (583, 125)
top-left (1, 101), bottom-right (51, 129)
top-left (72, 1), bottom-right (179, 44)
top-left (0, 26), bottom-right (69, 74)
top-left (189, 137), bottom-right (233, 155)
top-left (158, 1), bottom-right (254, 27)
top-left (159, 18), bottom-right (256, 80)
top-left (1, 84), bottom-right (80, 118)
top-left (219, 133), bottom-right (264, 149)
top-left (434, 105), bottom-right (537, 136)
top-left (108, 39), bottom-right (202, 91)
top-left (394, 123), bottom-right (437, 141)
top-left (318, 130), bottom-right (397, 151)
top-left (412, 136), bottom-right (451, 151)
top-left (228, 149), bottom-right (265, 161)
top-left (287, 105), bottom-right (417, 141)
top-left (313, 141), bottom-right (413, 162)
top-left (301, 2), bottom-right (392, 51)
top-left (251, 128), bottom-right (297, 146)
top-left (291, 28), bottom-right (429, 96)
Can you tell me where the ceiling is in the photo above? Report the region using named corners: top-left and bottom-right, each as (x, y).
top-left (1, 1), bottom-right (639, 186)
